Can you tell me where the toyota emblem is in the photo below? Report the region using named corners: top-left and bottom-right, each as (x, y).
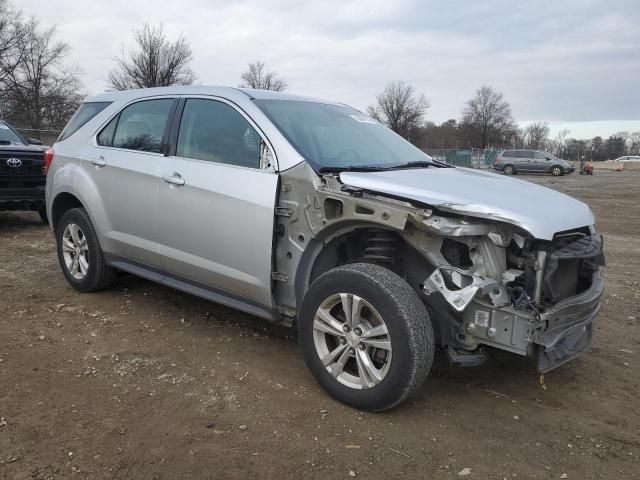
top-left (6, 158), bottom-right (21, 167)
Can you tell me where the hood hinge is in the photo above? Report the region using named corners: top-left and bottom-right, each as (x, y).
top-left (275, 206), bottom-right (293, 217)
top-left (271, 271), bottom-right (289, 282)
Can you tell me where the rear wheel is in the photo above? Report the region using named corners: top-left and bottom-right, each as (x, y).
top-left (551, 165), bottom-right (564, 176)
top-left (56, 208), bottom-right (116, 292)
top-left (298, 263), bottom-right (434, 411)
top-left (503, 164), bottom-right (516, 175)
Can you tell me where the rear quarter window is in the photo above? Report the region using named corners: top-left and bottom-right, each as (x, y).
top-left (58, 102), bottom-right (112, 142)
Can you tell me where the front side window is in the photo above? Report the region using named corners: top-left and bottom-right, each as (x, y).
top-left (254, 99), bottom-right (435, 171)
top-left (176, 99), bottom-right (261, 168)
top-left (534, 151), bottom-right (548, 160)
top-left (521, 150), bottom-right (534, 159)
top-left (110, 99), bottom-right (173, 153)
top-left (502, 150), bottom-right (516, 157)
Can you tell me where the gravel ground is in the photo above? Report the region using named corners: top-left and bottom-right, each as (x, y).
top-left (1, 169), bottom-right (639, 480)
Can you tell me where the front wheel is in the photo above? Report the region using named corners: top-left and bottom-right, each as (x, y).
top-left (298, 263), bottom-right (434, 411)
top-left (551, 166), bottom-right (564, 176)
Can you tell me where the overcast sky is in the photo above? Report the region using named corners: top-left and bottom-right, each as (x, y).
top-left (19, 0), bottom-right (640, 138)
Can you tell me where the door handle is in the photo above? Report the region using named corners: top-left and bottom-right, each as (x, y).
top-left (91, 156), bottom-right (106, 167)
top-left (162, 173), bottom-right (185, 186)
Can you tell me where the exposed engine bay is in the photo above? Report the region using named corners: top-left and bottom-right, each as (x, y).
top-left (273, 162), bottom-right (605, 373)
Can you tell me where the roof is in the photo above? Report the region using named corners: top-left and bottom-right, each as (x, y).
top-left (84, 85), bottom-right (344, 107)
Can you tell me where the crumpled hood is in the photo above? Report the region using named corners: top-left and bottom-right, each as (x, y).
top-left (339, 167), bottom-right (594, 240)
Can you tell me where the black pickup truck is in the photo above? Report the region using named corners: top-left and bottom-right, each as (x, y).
top-left (0, 121), bottom-right (50, 222)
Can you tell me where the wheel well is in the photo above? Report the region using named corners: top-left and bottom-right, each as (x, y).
top-left (551, 164), bottom-right (563, 172)
top-left (309, 228), bottom-right (435, 292)
top-left (51, 193), bottom-right (84, 232)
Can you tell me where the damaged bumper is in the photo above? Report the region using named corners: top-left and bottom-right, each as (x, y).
top-left (448, 268), bottom-right (604, 372)
top-left (534, 272), bottom-right (603, 372)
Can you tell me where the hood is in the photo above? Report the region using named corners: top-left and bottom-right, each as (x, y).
top-left (0, 143), bottom-right (48, 153)
top-left (339, 167), bottom-right (594, 240)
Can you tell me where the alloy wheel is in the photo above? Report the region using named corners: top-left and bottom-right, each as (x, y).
top-left (312, 293), bottom-right (392, 389)
top-left (61, 223), bottom-right (89, 280)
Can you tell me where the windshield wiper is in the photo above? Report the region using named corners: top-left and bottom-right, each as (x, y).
top-left (318, 165), bottom-right (389, 173)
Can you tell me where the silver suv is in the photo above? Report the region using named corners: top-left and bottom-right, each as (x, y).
top-left (46, 86), bottom-right (604, 410)
top-left (494, 149), bottom-right (575, 176)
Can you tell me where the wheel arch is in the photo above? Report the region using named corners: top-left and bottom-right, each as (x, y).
top-left (292, 222), bottom-right (436, 308)
top-left (51, 192), bottom-right (85, 232)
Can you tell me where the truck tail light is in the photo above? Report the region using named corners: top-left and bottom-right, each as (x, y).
top-left (43, 148), bottom-right (54, 175)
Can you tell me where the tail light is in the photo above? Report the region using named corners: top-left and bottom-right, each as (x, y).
top-left (43, 148), bottom-right (54, 175)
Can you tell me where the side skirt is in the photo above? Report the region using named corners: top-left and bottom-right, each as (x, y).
top-left (105, 254), bottom-right (277, 322)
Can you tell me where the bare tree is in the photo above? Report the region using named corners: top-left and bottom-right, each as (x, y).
top-left (628, 131), bottom-right (640, 155)
top-left (552, 128), bottom-right (570, 156)
top-left (108, 24), bottom-right (196, 91)
top-left (461, 86), bottom-right (515, 148)
top-left (523, 121), bottom-right (550, 149)
top-left (0, 0), bottom-right (23, 96)
top-left (0, 17), bottom-right (83, 130)
top-left (367, 81), bottom-right (429, 137)
top-left (239, 61), bottom-right (287, 91)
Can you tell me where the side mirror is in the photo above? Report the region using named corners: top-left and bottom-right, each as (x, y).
top-left (546, 157), bottom-right (552, 161)
top-left (28, 138), bottom-right (43, 145)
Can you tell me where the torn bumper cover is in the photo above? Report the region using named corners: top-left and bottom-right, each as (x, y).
top-left (535, 272), bottom-right (603, 372)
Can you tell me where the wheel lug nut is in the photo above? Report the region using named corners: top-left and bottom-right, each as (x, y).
top-left (349, 348), bottom-right (355, 354)
top-left (339, 337), bottom-right (346, 344)
top-left (342, 325), bottom-right (350, 333)
top-left (358, 344), bottom-right (366, 350)
top-left (354, 327), bottom-right (362, 335)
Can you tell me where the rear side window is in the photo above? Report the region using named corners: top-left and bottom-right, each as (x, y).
top-left (521, 150), bottom-right (534, 159)
top-left (176, 99), bottom-right (261, 168)
top-left (58, 102), bottom-right (111, 142)
top-left (108, 99), bottom-right (173, 153)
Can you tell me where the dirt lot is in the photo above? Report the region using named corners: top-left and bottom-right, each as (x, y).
top-left (1, 169), bottom-right (639, 480)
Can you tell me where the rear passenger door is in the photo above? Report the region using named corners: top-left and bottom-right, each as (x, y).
top-left (156, 97), bottom-right (279, 309)
top-left (88, 97), bottom-right (176, 266)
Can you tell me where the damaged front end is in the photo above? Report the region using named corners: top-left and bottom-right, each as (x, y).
top-left (409, 213), bottom-right (605, 372)
top-left (275, 162), bottom-right (604, 374)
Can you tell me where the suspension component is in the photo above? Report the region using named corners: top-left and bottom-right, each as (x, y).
top-left (364, 230), bottom-right (397, 265)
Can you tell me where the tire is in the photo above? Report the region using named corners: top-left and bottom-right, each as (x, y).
top-left (298, 263), bottom-right (434, 411)
top-left (37, 205), bottom-right (48, 224)
top-left (551, 165), bottom-right (564, 176)
top-left (56, 207), bottom-right (116, 292)
top-left (503, 164), bottom-right (516, 175)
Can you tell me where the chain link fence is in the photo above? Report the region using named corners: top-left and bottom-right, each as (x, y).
top-left (14, 128), bottom-right (61, 147)
top-left (421, 148), bottom-right (499, 169)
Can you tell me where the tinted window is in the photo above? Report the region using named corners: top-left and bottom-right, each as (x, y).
top-left (0, 122), bottom-right (25, 145)
top-left (534, 151), bottom-right (547, 160)
top-left (176, 99), bottom-right (261, 168)
top-left (521, 150), bottom-right (534, 159)
top-left (59, 102), bottom-right (111, 141)
top-left (97, 116), bottom-right (118, 147)
top-left (502, 150), bottom-right (516, 157)
top-left (112, 99), bottom-right (173, 153)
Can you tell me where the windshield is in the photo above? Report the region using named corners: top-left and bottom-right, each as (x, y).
top-left (0, 122), bottom-right (25, 145)
top-left (254, 99), bottom-right (434, 171)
